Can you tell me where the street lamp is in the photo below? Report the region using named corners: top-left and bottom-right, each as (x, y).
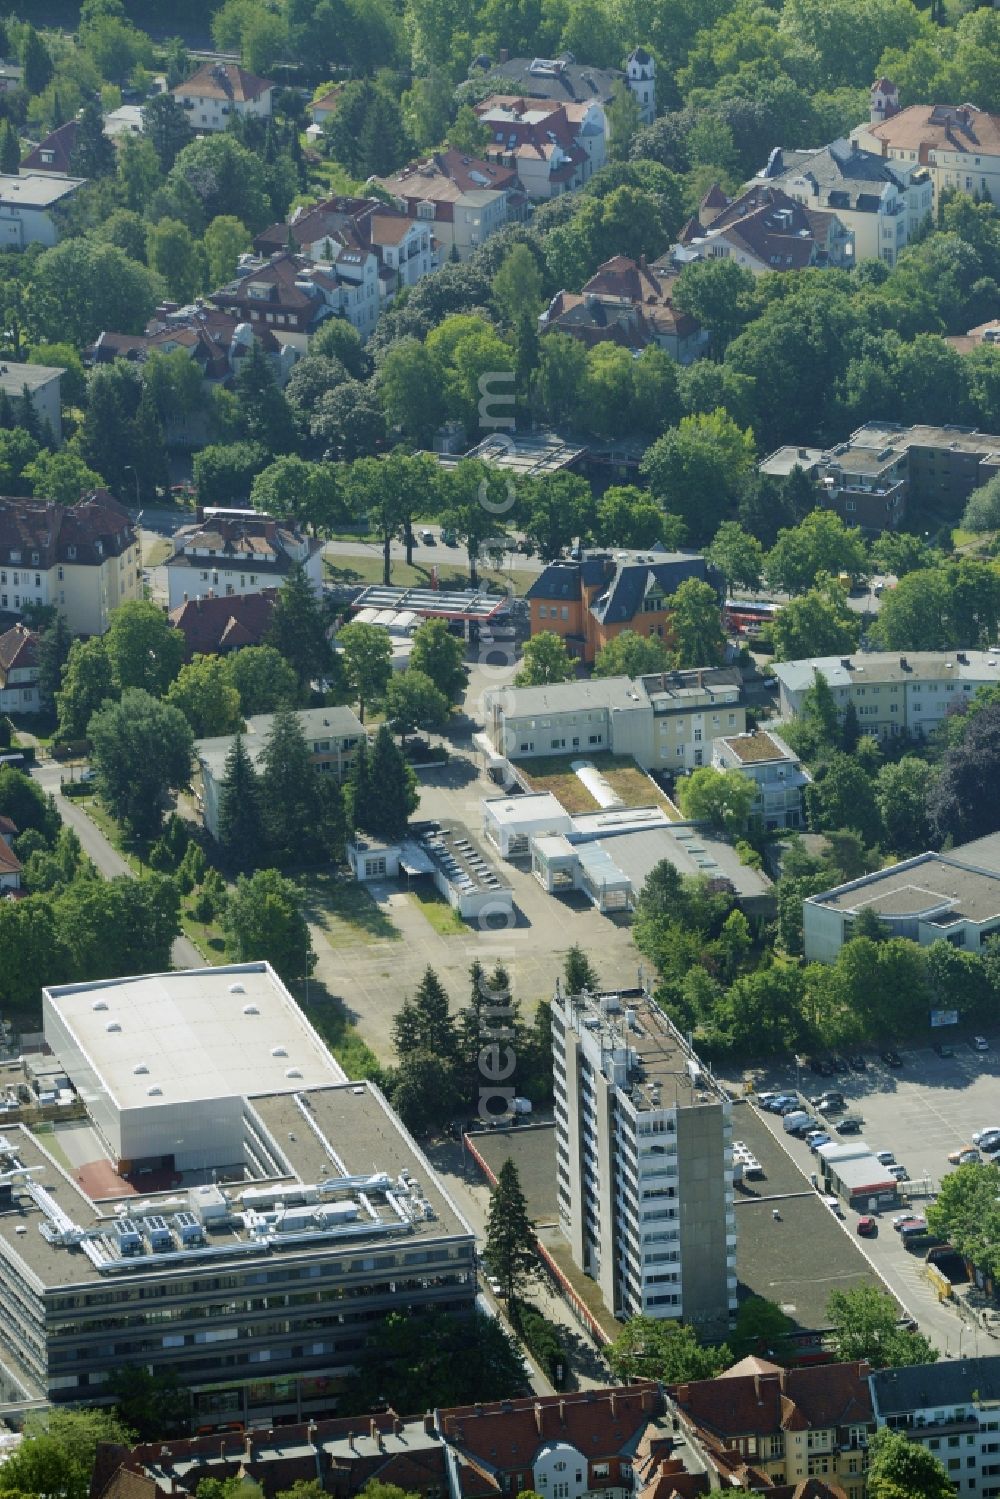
top-left (123, 464), bottom-right (140, 509)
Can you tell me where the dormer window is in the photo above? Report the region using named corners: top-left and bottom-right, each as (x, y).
top-left (40, 150), bottom-right (54, 164)
top-left (66, 546), bottom-right (76, 560)
top-left (9, 550), bottom-right (19, 563)
top-left (31, 552), bottom-right (39, 564)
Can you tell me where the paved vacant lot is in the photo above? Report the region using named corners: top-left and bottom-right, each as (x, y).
top-left (735, 1038), bottom-right (1000, 1355)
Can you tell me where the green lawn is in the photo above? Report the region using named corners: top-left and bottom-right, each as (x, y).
top-left (407, 887), bottom-right (466, 934)
top-left (180, 907), bottom-right (229, 965)
top-left (518, 752), bottom-right (677, 817)
top-left (303, 872), bottom-right (400, 946)
top-left (324, 554), bottom-right (537, 595)
top-left (30, 1123), bottom-right (73, 1172)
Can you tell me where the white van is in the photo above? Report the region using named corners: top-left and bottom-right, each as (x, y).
top-left (782, 1109), bottom-right (811, 1133)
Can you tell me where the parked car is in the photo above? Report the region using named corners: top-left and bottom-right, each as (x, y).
top-left (893, 1213), bottom-right (918, 1229)
top-left (880, 1048), bottom-right (903, 1067)
top-left (887, 1164), bottom-right (910, 1181)
top-left (837, 1117), bottom-right (863, 1134)
top-left (441, 527), bottom-right (458, 546)
top-left (973, 1035), bottom-right (989, 1051)
top-left (933, 1041), bottom-right (955, 1058)
top-left (948, 1146), bottom-right (981, 1165)
top-left (876, 1150), bottom-right (895, 1166)
top-left (847, 1052), bottom-right (867, 1072)
top-left (487, 1276), bottom-right (504, 1297)
top-left (857, 1216), bottom-right (877, 1237)
top-left (757, 1092), bottom-right (781, 1108)
top-left (808, 1133), bottom-right (832, 1152)
top-left (763, 1095), bottom-right (797, 1113)
top-left (777, 1099), bottom-right (805, 1115)
top-left (782, 1110), bottom-right (813, 1134)
top-left (973, 1128), bottom-right (1000, 1148)
top-left (787, 1116), bottom-right (819, 1138)
top-left (899, 1218), bottom-right (929, 1239)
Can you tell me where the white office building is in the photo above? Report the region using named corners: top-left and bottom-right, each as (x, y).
top-left (772, 651), bottom-right (1000, 740)
top-left (552, 986), bottom-right (736, 1331)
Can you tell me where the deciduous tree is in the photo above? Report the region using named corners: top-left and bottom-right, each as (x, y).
top-left (677, 766), bottom-right (756, 831)
top-left (338, 621), bottom-right (393, 722)
top-left (88, 689), bottom-right (194, 838)
top-left (514, 632), bottom-right (576, 686)
top-left (224, 868), bottom-right (316, 986)
top-left (669, 577), bottom-right (725, 668)
top-left (593, 630), bottom-right (670, 678)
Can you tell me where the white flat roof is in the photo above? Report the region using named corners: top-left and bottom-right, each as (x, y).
top-left (43, 963), bottom-right (345, 1112)
top-left (482, 792), bottom-right (572, 827)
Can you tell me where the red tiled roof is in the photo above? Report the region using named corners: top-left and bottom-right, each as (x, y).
top-left (173, 62), bottom-right (273, 103)
top-left (0, 832), bottom-right (21, 878)
top-left (168, 589), bottom-right (278, 656)
top-left (20, 119), bottom-right (79, 174)
top-left (670, 1360), bottom-right (873, 1442)
top-left (439, 1385), bottom-right (663, 1471)
top-left (0, 622), bottom-right (38, 672)
top-left (865, 102), bottom-right (1000, 158)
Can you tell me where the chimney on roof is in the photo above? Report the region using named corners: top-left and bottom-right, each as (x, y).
top-left (534, 1403), bottom-right (544, 1436)
top-left (610, 1392), bottom-right (617, 1418)
top-left (559, 1400), bottom-right (566, 1425)
top-left (423, 1412), bottom-right (435, 1436)
top-left (499, 47), bottom-right (509, 62)
top-left (640, 1388), bottom-right (658, 1413)
top-left (307, 1423), bottom-right (318, 1442)
top-left (243, 1433), bottom-right (253, 1463)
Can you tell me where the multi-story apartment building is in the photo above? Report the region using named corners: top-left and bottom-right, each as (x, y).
top-left (853, 81), bottom-right (1000, 210)
top-left (166, 509), bottom-right (323, 610)
top-left (194, 705), bottom-right (365, 838)
top-left (474, 96), bottom-right (607, 198)
top-left (484, 668), bottom-right (746, 774)
top-left (0, 362), bottom-right (63, 443)
top-left (0, 172), bottom-right (85, 249)
top-left (376, 150), bottom-right (522, 261)
top-left (0, 963), bottom-right (475, 1427)
top-left (254, 196), bottom-right (436, 309)
top-left (469, 48), bottom-right (656, 128)
top-left (871, 1357), bottom-right (1000, 1498)
top-left (552, 985), bottom-right (736, 1330)
top-left (539, 255), bottom-right (708, 363)
top-left (524, 550), bottom-right (720, 665)
top-left (669, 1356), bottom-right (875, 1499)
top-left (760, 421), bottom-right (1000, 531)
top-left (758, 138), bottom-right (932, 265)
top-left (170, 62), bottom-right (274, 133)
top-left (772, 651), bottom-right (1000, 741)
top-left (673, 182), bottom-right (853, 273)
top-left (0, 622), bottom-right (39, 714)
top-left (210, 249), bottom-right (382, 345)
top-left (711, 729), bottom-right (811, 830)
top-left (0, 493), bottom-right (141, 636)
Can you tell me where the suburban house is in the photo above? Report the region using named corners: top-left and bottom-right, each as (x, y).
top-left (539, 254), bottom-right (707, 362)
top-left (90, 303), bottom-right (300, 430)
top-left (757, 139), bottom-right (932, 265)
top-left (375, 150), bottom-right (523, 260)
top-left (852, 80), bottom-right (1000, 210)
top-left (668, 1357), bottom-right (875, 1499)
top-left (673, 182), bottom-right (853, 272)
top-left (524, 549), bottom-right (720, 664)
top-left (210, 248), bottom-right (381, 344)
top-left (309, 85), bottom-right (343, 125)
top-left (0, 622), bottom-right (40, 714)
top-left (166, 511), bottom-right (323, 610)
top-left (171, 62), bottom-right (274, 132)
top-left (711, 728), bottom-right (811, 830)
top-left (474, 95), bottom-right (607, 197)
top-left (0, 362), bottom-right (63, 444)
top-left (772, 651), bottom-right (1000, 739)
top-left (467, 48), bottom-right (656, 127)
top-left (0, 60), bottom-right (22, 92)
top-left (947, 318), bottom-right (1000, 355)
top-left (0, 826), bottom-right (21, 891)
top-left (759, 421), bottom-right (1000, 531)
top-left (167, 589), bottom-right (278, 658)
top-left (194, 706), bottom-right (365, 838)
top-left (20, 119), bottom-right (79, 174)
top-left (483, 667), bottom-right (747, 772)
top-left (803, 847), bottom-right (1000, 962)
top-left (253, 195), bottom-right (435, 309)
top-left (870, 1356), bottom-right (1000, 1498)
top-left (0, 492), bottom-right (141, 635)
top-left (0, 172), bottom-right (86, 248)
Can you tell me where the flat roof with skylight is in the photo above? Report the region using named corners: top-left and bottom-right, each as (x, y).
top-left (43, 964), bottom-right (345, 1112)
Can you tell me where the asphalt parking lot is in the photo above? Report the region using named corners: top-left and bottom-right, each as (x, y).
top-left (732, 1038), bottom-right (1000, 1354)
top-left (748, 1039), bottom-right (1000, 1194)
